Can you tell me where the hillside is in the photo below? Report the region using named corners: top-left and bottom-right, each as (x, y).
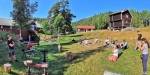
top-left (73, 10), bottom-right (150, 29)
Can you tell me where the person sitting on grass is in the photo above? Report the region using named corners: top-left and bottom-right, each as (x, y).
top-left (108, 44), bottom-right (120, 62)
top-left (7, 35), bottom-right (17, 62)
top-left (104, 37), bottom-right (111, 47)
top-left (120, 40), bottom-right (128, 49)
top-left (94, 38), bottom-right (99, 44)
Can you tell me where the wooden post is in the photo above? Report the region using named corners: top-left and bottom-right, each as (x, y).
top-left (29, 35), bottom-right (31, 42)
top-left (3, 63), bottom-right (11, 73)
top-left (121, 12), bottom-right (124, 30)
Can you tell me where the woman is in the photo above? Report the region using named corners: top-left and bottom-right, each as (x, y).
top-left (139, 38), bottom-right (149, 75)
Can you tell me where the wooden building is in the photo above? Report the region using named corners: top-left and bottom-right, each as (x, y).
top-left (109, 10), bottom-right (132, 30)
top-left (0, 18), bottom-right (15, 31)
top-left (0, 18), bottom-right (41, 43)
top-left (76, 25), bottom-right (95, 32)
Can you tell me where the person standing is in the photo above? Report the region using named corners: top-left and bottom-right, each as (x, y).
top-left (139, 38), bottom-right (149, 75)
top-left (135, 33), bottom-right (143, 50)
top-left (7, 35), bottom-right (16, 62)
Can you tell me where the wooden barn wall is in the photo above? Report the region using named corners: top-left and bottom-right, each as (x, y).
top-left (0, 28), bottom-right (39, 43)
top-left (112, 14), bottom-right (121, 21)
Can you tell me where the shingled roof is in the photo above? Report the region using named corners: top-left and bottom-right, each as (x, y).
top-left (0, 18), bottom-right (14, 26)
top-left (0, 18), bottom-right (42, 28)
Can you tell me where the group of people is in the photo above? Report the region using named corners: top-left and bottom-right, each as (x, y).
top-left (105, 32), bottom-right (149, 75)
top-left (79, 38), bottom-right (99, 46)
top-left (104, 37), bottom-right (128, 49)
top-left (105, 38), bottom-right (128, 62)
top-left (135, 33), bottom-right (149, 75)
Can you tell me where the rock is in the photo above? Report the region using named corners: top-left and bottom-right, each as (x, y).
top-left (104, 70), bottom-right (121, 75)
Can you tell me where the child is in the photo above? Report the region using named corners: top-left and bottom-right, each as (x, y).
top-left (108, 44), bottom-right (120, 62)
top-left (120, 40), bottom-right (128, 49)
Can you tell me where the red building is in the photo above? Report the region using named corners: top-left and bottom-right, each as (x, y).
top-left (76, 25), bottom-right (95, 32)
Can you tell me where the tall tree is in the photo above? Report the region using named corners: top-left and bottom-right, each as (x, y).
top-left (11, 0), bottom-right (38, 37)
top-left (48, 0), bottom-right (75, 35)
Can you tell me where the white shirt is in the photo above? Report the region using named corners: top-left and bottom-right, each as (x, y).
top-left (113, 49), bottom-right (119, 57)
top-left (105, 39), bottom-right (110, 43)
top-left (142, 43), bottom-right (149, 54)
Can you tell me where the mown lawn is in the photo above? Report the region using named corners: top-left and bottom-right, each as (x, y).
top-left (0, 27), bottom-right (150, 75)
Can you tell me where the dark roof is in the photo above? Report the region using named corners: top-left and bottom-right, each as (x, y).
top-left (0, 18), bottom-right (42, 28)
top-left (110, 10), bottom-right (132, 17)
top-left (0, 18), bottom-right (14, 26)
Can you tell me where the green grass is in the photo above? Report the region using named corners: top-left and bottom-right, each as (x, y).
top-left (0, 27), bottom-right (150, 75)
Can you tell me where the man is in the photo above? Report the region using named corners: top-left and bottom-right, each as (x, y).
top-left (7, 35), bottom-right (16, 62)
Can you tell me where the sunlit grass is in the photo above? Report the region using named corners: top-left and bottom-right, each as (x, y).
top-left (0, 27), bottom-right (150, 75)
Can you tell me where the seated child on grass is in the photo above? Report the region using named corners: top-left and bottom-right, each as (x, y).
top-left (120, 40), bottom-right (128, 49)
top-left (108, 44), bottom-right (120, 62)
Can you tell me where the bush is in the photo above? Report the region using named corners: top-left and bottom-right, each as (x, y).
top-left (0, 31), bottom-right (18, 41)
top-left (0, 31), bottom-right (9, 41)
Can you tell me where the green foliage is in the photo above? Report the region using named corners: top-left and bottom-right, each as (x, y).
top-left (11, 0), bottom-right (38, 29)
top-left (0, 32), bottom-right (18, 42)
top-left (130, 10), bottom-right (150, 27)
top-left (74, 10), bottom-right (150, 29)
top-left (36, 18), bottom-right (51, 34)
top-left (48, 0), bottom-right (75, 35)
top-left (0, 32), bottom-right (9, 41)
top-left (73, 12), bottom-right (110, 29)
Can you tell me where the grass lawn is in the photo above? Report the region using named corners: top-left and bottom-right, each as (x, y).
top-left (0, 27), bottom-right (150, 75)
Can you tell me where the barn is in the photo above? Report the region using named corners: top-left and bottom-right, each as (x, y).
top-left (109, 10), bottom-right (132, 30)
top-left (0, 18), bottom-right (15, 31)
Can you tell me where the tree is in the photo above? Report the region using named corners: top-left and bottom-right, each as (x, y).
top-left (48, 0), bottom-right (75, 35)
top-left (73, 10), bottom-right (150, 29)
top-left (11, 0), bottom-right (38, 37)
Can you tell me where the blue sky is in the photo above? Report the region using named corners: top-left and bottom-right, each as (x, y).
top-left (0, 0), bottom-right (150, 21)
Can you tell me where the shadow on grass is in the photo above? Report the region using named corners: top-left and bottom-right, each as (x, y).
top-left (36, 44), bottom-right (59, 53)
top-left (73, 46), bottom-right (105, 63)
top-left (1, 41), bottom-right (105, 75)
top-left (9, 71), bottom-right (20, 75)
top-left (48, 46), bottom-right (105, 75)
top-left (68, 34), bottom-right (83, 37)
top-left (61, 41), bottom-right (78, 46)
top-left (60, 37), bottom-right (94, 46)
